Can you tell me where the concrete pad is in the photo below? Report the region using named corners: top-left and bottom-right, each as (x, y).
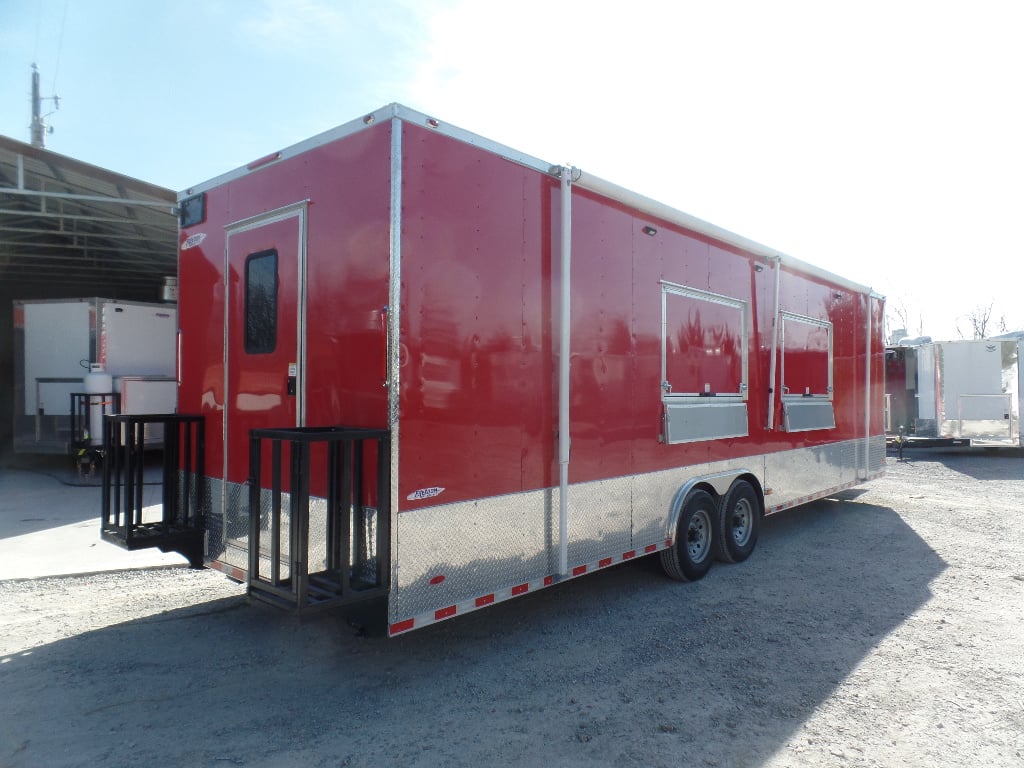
top-left (0, 465), bottom-right (187, 580)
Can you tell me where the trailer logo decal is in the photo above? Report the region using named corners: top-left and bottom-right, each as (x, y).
top-left (181, 232), bottom-right (207, 250)
top-left (407, 486), bottom-right (445, 501)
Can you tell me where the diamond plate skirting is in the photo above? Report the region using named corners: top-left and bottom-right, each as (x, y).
top-left (205, 478), bottom-right (332, 579)
top-left (389, 437), bottom-right (881, 624)
top-left (199, 437), bottom-right (883, 627)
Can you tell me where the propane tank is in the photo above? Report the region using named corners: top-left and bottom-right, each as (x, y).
top-left (83, 364), bottom-right (113, 446)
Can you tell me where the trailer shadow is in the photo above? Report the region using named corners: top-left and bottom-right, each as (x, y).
top-left (0, 496), bottom-right (944, 768)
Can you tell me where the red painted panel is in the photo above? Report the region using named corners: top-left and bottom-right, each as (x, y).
top-left (303, 128), bottom-right (392, 431)
top-left (398, 122), bottom-right (557, 507)
top-left (178, 196), bottom-right (228, 481)
top-left (562, 191), bottom-right (636, 486)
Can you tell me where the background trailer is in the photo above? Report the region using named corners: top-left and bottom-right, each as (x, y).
top-left (13, 297), bottom-right (177, 454)
top-left (886, 337), bottom-right (1022, 448)
top-left (162, 104), bottom-right (885, 636)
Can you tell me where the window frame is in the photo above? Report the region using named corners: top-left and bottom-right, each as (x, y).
top-left (660, 281), bottom-right (749, 401)
top-left (779, 311), bottom-right (834, 401)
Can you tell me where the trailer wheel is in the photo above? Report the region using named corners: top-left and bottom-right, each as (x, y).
top-left (660, 489), bottom-right (716, 582)
top-left (716, 480), bottom-right (761, 564)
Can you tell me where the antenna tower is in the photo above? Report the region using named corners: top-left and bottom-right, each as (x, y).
top-left (30, 63), bottom-right (60, 149)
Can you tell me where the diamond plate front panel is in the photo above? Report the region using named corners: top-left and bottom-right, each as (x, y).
top-left (868, 434), bottom-right (886, 474)
top-left (201, 476), bottom-right (225, 563)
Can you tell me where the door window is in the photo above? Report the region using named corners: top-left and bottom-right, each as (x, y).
top-left (245, 249), bottom-right (278, 354)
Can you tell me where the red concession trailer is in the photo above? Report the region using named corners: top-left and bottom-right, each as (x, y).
top-left (172, 104), bottom-right (885, 636)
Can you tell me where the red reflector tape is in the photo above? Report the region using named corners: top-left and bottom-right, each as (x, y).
top-left (572, 565), bottom-right (587, 577)
top-left (599, 557), bottom-right (613, 568)
top-left (623, 550), bottom-right (636, 560)
top-left (429, 574), bottom-right (445, 585)
top-left (390, 619), bottom-right (415, 635)
top-left (543, 576), bottom-right (554, 586)
top-left (435, 605), bottom-right (457, 620)
top-left (475, 594), bottom-right (495, 607)
top-left (644, 544), bottom-right (657, 554)
top-left (512, 583), bottom-right (529, 596)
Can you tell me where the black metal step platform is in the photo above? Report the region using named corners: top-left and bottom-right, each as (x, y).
top-left (247, 425), bottom-right (390, 615)
top-left (101, 413), bottom-right (206, 568)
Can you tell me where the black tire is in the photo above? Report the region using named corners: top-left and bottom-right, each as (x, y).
top-left (715, 480), bottom-right (761, 564)
top-left (660, 489), bottom-right (716, 582)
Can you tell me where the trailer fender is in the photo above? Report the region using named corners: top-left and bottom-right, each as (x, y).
top-left (664, 470), bottom-right (760, 544)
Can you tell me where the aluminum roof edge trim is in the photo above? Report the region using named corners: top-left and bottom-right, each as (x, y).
top-left (390, 104), bottom-right (554, 175)
top-left (175, 103), bottom-right (880, 302)
top-left (179, 103), bottom-right (557, 200)
top-left (179, 104), bottom-right (401, 198)
top-left (573, 169), bottom-right (876, 298)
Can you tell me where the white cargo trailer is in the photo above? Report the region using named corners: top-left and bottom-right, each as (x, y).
top-left (12, 298), bottom-right (178, 454)
top-left (885, 337), bottom-right (1022, 447)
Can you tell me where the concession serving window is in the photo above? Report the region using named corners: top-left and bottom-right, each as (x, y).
top-left (660, 282), bottom-right (749, 444)
top-left (779, 311), bottom-right (835, 432)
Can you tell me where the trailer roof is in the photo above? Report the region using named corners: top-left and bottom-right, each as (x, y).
top-left (0, 134), bottom-right (177, 292)
top-left (182, 103), bottom-right (880, 299)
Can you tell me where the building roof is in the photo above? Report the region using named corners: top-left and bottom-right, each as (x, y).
top-left (0, 135), bottom-right (177, 291)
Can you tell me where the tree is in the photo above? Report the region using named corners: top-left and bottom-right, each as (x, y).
top-left (957, 303), bottom-right (993, 340)
top-left (886, 297), bottom-right (924, 343)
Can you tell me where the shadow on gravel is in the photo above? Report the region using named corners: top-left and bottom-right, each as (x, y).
top-left (0, 495), bottom-right (945, 768)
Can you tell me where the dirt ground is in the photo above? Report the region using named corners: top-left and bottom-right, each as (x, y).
top-left (1, 448), bottom-right (1022, 768)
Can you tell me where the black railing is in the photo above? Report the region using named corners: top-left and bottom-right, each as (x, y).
top-left (101, 413), bottom-right (206, 568)
top-left (247, 426), bottom-right (390, 614)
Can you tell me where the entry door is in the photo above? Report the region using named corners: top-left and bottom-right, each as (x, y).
top-left (224, 204), bottom-right (307, 485)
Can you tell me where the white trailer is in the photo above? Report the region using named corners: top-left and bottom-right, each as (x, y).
top-left (12, 298), bottom-right (178, 454)
top-left (886, 336), bottom-right (1022, 447)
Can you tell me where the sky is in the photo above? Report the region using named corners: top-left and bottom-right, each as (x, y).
top-left (2, 0), bottom-right (1022, 341)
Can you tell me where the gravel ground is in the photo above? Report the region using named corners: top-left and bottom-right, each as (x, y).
top-left (1, 449), bottom-right (1022, 768)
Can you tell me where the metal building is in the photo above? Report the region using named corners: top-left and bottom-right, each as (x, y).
top-left (0, 135), bottom-right (177, 461)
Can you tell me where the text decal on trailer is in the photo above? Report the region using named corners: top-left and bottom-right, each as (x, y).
top-left (408, 487), bottom-right (445, 501)
top-left (181, 232), bottom-right (207, 250)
